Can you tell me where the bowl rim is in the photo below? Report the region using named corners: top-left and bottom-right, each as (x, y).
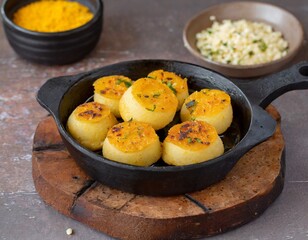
top-left (183, 1), bottom-right (305, 71)
top-left (0, 0), bottom-right (103, 36)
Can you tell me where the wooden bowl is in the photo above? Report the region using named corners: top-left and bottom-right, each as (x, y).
top-left (183, 1), bottom-right (304, 78)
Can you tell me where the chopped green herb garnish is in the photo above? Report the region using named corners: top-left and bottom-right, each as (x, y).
top-left (146, 105), bottom-right (156, 112)
top-left (248, 50), bottom-right (254, 57)
top-left (185, 100), bottom-right (196, 108)
top-left (166, 81), bottom-right (177, 94)
top-left (116, 78), bottom-right (132, 88)
top-left (153, 93), bottom-right (161, 98)
top-left (209, 50), bottom-right (218, 56)
top-left (258, 40), bottom-right (267, 52)
top-left (187, 137), bottom-right (202, 144)
top-left (147, 75), bottom-right (156, 79)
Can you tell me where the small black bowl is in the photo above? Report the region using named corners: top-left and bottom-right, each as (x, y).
top-left (0, 0), bottom-right (103, 65)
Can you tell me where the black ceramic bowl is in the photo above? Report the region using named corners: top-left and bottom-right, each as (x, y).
top-left (37, 60), bottom-right (308, 196)
top-left (0, 0), bottom-right (103, 65)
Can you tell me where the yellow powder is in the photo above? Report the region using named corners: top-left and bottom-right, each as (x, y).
top-left (13, 0), bottom-right (94, 33)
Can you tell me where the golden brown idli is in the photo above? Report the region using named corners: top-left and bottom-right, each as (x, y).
top-left (162, 121), bottom-right (224, 166)
top-left (103, 121), bottom-right (162, 166)
top-left (67, 102), bottom-right (118, 150)
top-left (93, 75), bottom-right (133, 118)
top-left (148, 69), bottom-right (189, 110)
top-left (180, 89), bottom-right (233, 134)
top-left (119, 77), bottom-right (178, 130)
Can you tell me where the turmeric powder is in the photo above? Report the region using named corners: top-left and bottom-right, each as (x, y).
top-left (13, 0), bottom-right (94, 33)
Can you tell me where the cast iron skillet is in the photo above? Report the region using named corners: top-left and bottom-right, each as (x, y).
top-left (37, 60), bottom-right (308, 196)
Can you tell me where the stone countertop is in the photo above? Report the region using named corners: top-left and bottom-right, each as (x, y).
top-left (0, 0), bottom-right (307, 239)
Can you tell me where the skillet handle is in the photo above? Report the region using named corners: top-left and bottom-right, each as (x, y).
top-left (36, 71), bottom-right (91, 117)
top-left (234, 61), bottom-right (308, 108)
top-left (235, 105), bottom-right (277, 156)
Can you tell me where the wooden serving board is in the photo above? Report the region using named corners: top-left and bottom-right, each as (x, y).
top-left (32, 105), bottom-right (285, 240)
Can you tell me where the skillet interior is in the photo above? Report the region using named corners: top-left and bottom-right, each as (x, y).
top-left (57, 60), bottom-right (253, 195)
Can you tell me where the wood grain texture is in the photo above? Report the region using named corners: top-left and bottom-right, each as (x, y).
top-left (32, 105), bottom-right (285, 240)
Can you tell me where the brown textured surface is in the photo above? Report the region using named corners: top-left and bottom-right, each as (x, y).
top-left (32, 106), bottom-right (285, 240)
top-left (1, 0), bottom-right (308, 239)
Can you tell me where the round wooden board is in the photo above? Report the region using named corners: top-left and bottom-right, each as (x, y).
top-left (32, 105), bottom-right (285, 240)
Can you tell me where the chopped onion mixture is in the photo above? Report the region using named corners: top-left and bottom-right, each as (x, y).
top-left (196, 18), bottom-right (288, 65)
